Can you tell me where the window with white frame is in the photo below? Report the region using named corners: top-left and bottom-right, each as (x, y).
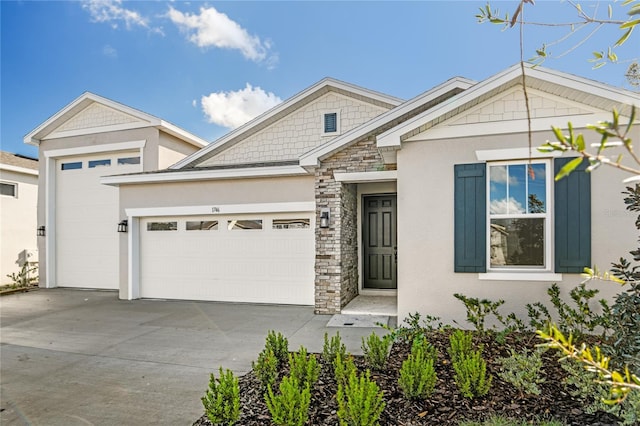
top-left (0, 182), bottom-right (17, 197)
top-left (488, 160), bottom-right (550, 270)
top-left (321, 111), bottom-right (340, 136)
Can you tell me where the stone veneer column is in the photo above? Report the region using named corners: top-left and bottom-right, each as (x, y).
top-left (314, 136), bottom-right (396, 314)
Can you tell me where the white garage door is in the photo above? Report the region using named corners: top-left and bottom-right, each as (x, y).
top-left (139, 213), bottom-right (315, 305)
top-left (56, 152), bottom-right (141, 289)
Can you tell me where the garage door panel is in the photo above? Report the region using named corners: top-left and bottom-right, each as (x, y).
top-left (56, 152), bottom-right (140, 289)
top-left (140, 214), bottom-right (314, 305)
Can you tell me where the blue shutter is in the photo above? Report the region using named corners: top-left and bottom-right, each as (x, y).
top-left (324, 113), bottom-right (337, 133)
top-left (454, 163), bottom-right (486, 272)
top-left (554, 157), bottom-right (591, 273)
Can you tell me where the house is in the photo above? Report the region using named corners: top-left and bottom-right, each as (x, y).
top-left (0, 151), bottom-right (38, 284)
top-left (26, 64), bottom-right (640, 324)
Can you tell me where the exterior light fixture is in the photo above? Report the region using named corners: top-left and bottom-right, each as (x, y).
top-left (117, 220), bottom-right (128, 233)
top-left (319, 208), bottom-right (330, 228)
top-left (37, 226), bottom-right (46, 237)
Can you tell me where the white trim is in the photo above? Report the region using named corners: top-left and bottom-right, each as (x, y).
top-left (406, 114), bottom-right (613, 142)
top-left (101, 165), bottom-right (309, 186)
top-left (377, 63), bottom-right (640, 148)
top-left (0, 164), bottom-right (39, 176)
top-left (128, 216), bottom-right (140, 300)
top-left (44, 140), bottom-right (146, 159)
top-left (334, 170), bottom-right (397, 183)
top-left (171, 78), bottom-right (404, 169)
top-left (45, 123), bottom-right (152, 140)
top-left (476, 147), bottom-right (562, 161)
top-left (478, 272), bottom-right (563, 282)
top-left (126, 202), bottom-right (315, 218)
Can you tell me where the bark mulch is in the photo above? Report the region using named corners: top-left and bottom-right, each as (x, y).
top-left (193, 330), bottom-right (621, 425)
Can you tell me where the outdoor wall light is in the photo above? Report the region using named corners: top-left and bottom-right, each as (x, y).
top-left (319, 208), bottom-right (330, 228)
top-left (117, 220), bottom-right (128, 233)
top-left (37, 226), bottom-right (46, 237)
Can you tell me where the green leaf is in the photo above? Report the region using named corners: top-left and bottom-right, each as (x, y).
top-left (625, 105), bottom-right (636, 135)
top-left (552, 126), bottom-right (567, 144)
top-left (608, 4), bottom-right (613, 18)
top-left (593, 62), bottom-right (606, 70)
top-left (614, 27), bottom-right (633, 47)
top-left (619, 19), bottom-right (640, 29)
top-left (592, 51), bottom-right (603, 59)
top-left (555, 157), bottom-right (583, 181)
top-left (576, 134), bottom-right (585, 151)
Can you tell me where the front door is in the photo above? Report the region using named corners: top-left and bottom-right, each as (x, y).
top-left (363, 195), bottom-right (397, 289)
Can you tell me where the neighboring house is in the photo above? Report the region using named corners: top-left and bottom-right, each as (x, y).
top-left (0, 151), bottom-right (38, 284)
top-left (26, 64), bottom-right (640, 324)
top-left (25, 93), bottom-right (207, 290)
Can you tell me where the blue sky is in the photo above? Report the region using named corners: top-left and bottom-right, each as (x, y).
top-left (2, 1), bottom-right (638, 158)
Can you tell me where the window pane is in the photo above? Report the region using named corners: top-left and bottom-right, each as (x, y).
top-left (324, 113), bottom-right (337, 133)
top-left (118, 157), bottom-right (141, 165)
top-left (147, 222), bottom-right (177, 231)
top-left (490, 218), bottom-right (544, 267)
top-left (61, 162), bottom-right (82, 170)
top-left (527, 163), bottom-right (546, 213)
top-left (507, 164), bottom-right (526, 213)
top-left (228, 219), bottom-right (262, 230)
top-left (0, 183), bottom-right (16, 197)
top-left (489, 165), bottom-right (508, 214)
top-left (273, 218), bottom-right (310, 229)
top-left (186, 220), bottom-right (218, 230)
top-left (88, 159), bottom-right (111, 168)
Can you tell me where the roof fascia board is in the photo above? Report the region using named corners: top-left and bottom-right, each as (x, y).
top-left (42, 122), bottom-right (155, 140)
top-left (101, 164), bottom-right (310, 186)
top-left (377, 65), bottom-right (523, 148)
top-left (299, 77), bottom-right (476, 167)
top-left (0, 164), bottom-right (39, 176)
top-left (170, 78), bottom-right (404, 170)
top-left (158, 120), bottom-right (208, 148)
top-left (378, 64), bottom-right (640, 148)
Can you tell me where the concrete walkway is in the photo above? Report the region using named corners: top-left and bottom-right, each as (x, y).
top-left (0, 289), bottom-right (385, 426)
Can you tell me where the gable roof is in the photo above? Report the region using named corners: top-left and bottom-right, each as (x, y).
top-left (377, 63), bottom-right (640, 148)
top-left (299, 76), bottom-right (476, 167)
top-left (171, 77), bottom-right (404, 169)
top-left (24, 92), bottom-right (208, 148)
top-left (0, 151), bottom-right (38, 176)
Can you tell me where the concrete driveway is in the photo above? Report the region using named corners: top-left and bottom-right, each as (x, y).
top-left (0, 289), bottom-right (383, 426)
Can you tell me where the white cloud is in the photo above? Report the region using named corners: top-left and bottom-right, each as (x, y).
top-left (168, 6), bottom-right (271, 63)
top-left (82, 0), bottom-right (149, 29)
top-left (490, 197), bottom-right (525, 214)
top-left (102, 44), bottom-right (117, 58)
top-left (201, 84), bottom-right (282, 129)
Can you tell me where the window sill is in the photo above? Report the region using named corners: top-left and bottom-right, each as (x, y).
top-left (478, 272), bottom-right (563, 282)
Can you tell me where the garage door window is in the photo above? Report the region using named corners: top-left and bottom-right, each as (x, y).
top-left (186, 220), bottom-right (218, 230)
top-left (88, 159), bottom-right (111, 168)
top-left (228, 219), bottom-right (262, 230)
top-left (0, 182), bottom-right (17, 197)
top-left (147, 221), bottom-right (177, 231)
top-left (61, 161), bottom-right (82, 170)
top-left (118, 157), bottom-right (140, 165)
top-left (273, 218), bottom-right (310, 229)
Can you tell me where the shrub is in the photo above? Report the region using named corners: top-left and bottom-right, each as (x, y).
top-left (452, 349), bottom-right (493, 398)
top-left (337, 369), bottom-right (385, 426)
top-left (288, 346), bottom-right (320, 389)
top-left (448, 329), bottom-right (474, 365)
top-left (379, 312), bottom-right (443, 343)
top-left (361, 332), bottom-right (391, 371)
top-left (454, 293), bottom-right (526, 336)
top-left (252, 347), bottom-right (278, 390)
top-left (322, 331), bottom-right (347, 370)
top-left (201, 367), bottom-right (240, 426)
top-left (5, 263), bottom-right (38, 289)
top-left (334, 352), bottom-right (357, 388)
top-left (398, 337), bottom-right (437, 399)
top-left (265, 376), bottom-right (311, 426)
top-left (265, 330), bottom-right (289, 365)
top-left (497, 348), bottom-right (545, 396)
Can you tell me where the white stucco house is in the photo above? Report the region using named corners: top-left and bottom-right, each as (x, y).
top-left (26, 64), bottom-right (640, 323)
top-left (0, 151), bottom-right (39, 284)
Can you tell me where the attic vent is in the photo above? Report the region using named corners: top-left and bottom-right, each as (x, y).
top-left (324, 113), bottom-right (337, 133)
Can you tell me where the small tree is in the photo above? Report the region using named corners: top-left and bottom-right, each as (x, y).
top-left (201, 367), bottom-right (240, 426)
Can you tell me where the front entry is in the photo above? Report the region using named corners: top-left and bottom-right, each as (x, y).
top-left (363, 195), bottom-right (397, 289)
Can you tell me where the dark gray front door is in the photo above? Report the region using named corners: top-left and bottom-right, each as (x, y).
top-left (363, 195), bottom-right (397, 289)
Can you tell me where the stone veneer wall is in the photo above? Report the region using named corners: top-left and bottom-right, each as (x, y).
top-left (314, 136), bottom-right (396, 314)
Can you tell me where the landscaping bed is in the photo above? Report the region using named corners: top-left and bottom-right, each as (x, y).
top-left (193, 329), bottom-right (621, 426)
